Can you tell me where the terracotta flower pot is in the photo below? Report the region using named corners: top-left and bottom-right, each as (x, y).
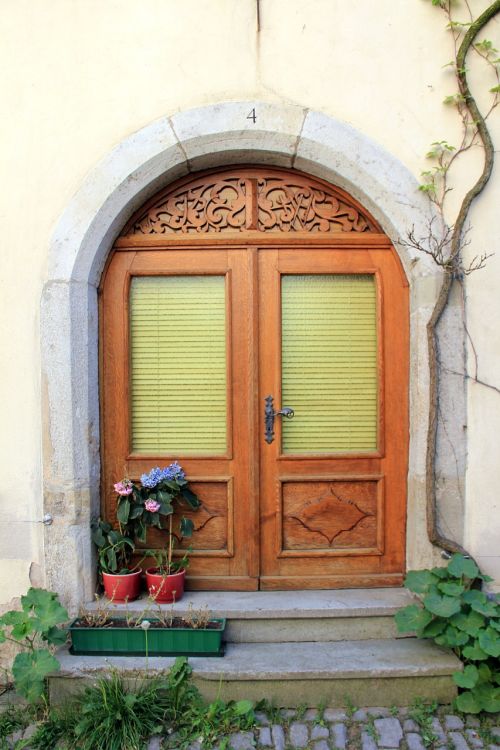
top-left (145, 567), bottom-right (185, 603)
top-left (102, 570), bottom-right (142, 603)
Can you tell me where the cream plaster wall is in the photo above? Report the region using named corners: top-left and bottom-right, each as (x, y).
top-left (0, 0), bottom-right (499, 609)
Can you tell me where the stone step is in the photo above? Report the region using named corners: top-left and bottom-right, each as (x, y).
top-left (85, 588), bottom-right (415, 642)
top-left (49, 637), bottom-right (461, 708)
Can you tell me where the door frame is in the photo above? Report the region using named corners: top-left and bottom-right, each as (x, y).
top-left (101, 167), bottom-right (410, 589)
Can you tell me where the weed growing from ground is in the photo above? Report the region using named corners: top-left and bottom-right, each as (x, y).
top-left (0, 706), bottom-right (31, 750)
top-left (408, 698), bottom-right (439, 748)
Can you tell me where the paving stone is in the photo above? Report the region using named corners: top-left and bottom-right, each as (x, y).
top-left (445, 715), bottom-right (465, 730)
top-left (366, 707), bottom-right (391, 718)
top-left (403, 719), bottom-right (420, 732)
top-left (466, 717), bottom-right (481, 728)
top-left (146, 738), bottom-right (162, 750)
top-left (449, 732), bottom-right (471, 750)
top-left (228, 731), bottom-right (255, 750)
top-left (353, 709), bottom-right (368, 721)
top-left (186, 742), bottom-right (202, 750)
top-left (313, 741), bottom-right (330, 750)
top-left (361, 730), bottom-right (378, 750)
top-left (304, 708), bottom-right (318, 720)
top-left (311, 724), bottom-right (329, 740)
top-left (324, 708), bottom-right (347, 721)
top-left (466, 729), bottom-right (484, 748)
top-left (493, 730), bottom-right (500, 740)
top-left (374, 718), bottom-right (403, 748)
top-left (271, 724), bottom-right (286, 750)
top-left (488, 745), bottom-right (500, 750)
top-left (255, 712), bottom-right (270, 725)
top-left (281, 709), bottom-right (296, 719)
top-left (431, 718), bottom-right (447, 743)
top-left (259, 726), bottom-right (273, 747)
top-left (289, 722), bottom-right (309, 748)
top-left (331, 722), bottom-right (347, 749)
top-left (406, 732), bottom-right (426, 750)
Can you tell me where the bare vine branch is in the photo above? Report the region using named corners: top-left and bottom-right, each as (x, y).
top-left (424, 0), bottom-right (500, 558)
top-left (401, 1), bottom-right (500, 558)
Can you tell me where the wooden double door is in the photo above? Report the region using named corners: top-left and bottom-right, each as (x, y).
top-left (101, 168), bottom-right (409, 590)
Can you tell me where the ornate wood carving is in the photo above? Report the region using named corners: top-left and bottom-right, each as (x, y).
top-left (282, 480), bottom-right (379, 551)
top-left (125, 168), bottom-right (379, 235)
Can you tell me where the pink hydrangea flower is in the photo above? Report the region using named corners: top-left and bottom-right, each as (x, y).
top-left (145, 499), bottom-right (161, 513)
top-left (114, 479), bottom-right (133, 496)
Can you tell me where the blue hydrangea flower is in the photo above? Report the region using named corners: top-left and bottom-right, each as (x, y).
top-left (140, 467), bottom-right (163, 488)
top-left (160, 462), bottom-right (185, 481)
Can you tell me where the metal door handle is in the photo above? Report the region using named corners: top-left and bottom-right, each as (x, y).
top-left (264, 395), bottom-right (295, 444)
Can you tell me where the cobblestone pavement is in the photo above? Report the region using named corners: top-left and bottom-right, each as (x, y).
top-left (154, 706), bottom-right (500, 750)
top-left (5, 706), bottom-right (500, 749)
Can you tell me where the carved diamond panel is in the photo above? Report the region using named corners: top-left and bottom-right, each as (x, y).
top-left (281, 479), bottom-right (382, 553)
top-left (146, 481), bottom-right (233, 556)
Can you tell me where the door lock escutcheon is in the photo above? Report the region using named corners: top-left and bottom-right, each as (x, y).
top-left (264, 395), bottom-right (295, 444)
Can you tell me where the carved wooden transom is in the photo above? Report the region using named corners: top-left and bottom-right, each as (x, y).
top-left (123, 167), bottom-right (380, 235)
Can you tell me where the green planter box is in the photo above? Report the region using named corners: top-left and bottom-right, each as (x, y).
top-left (69, 618), bottom-right (226, 657)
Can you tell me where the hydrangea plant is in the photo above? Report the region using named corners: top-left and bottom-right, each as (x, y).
top-left (113, 462), bottom-right (201, 575)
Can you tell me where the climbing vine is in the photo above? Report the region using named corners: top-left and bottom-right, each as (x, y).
top-left (407, 0), bottom-right (500, 557)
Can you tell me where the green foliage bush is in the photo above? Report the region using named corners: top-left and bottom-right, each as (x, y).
top-left (0, 588), bottom-right (68, 703)
top-left (396, 553), bottom-right (500, 713)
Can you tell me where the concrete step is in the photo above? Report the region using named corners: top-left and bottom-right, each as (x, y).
top-left (49, 637), bottom-right (461, 708)
top-left (85, 588), bottom-right (415, 642)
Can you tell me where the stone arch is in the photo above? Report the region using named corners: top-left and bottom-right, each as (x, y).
top-left (42, 101), bottom-right (455, 612)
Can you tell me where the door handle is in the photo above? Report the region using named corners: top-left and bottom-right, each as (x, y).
top-left (264, 395), bottom-right (295, 444)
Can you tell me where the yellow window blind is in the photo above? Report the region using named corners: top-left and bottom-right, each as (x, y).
top-left (281, 274), bottom-right (377, 453)
top-left (129, 276), bottom-right (227, 454)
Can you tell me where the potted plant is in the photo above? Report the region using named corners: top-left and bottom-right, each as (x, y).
top-left (113, 462), bottom-right (201, 603)
top-left (91, 520), bottom-right (143, 603)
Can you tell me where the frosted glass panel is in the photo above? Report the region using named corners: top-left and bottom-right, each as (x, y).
top-left (130, 276), bottom-right (226, 453)
top-left (281, 274), bottom-right (377, 453)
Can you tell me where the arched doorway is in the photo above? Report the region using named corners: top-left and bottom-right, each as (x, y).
top-left (100, 166), bottom-right (408, 590)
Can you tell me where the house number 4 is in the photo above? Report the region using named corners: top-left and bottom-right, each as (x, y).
top-left (246, 108), bottom-right (257, 124)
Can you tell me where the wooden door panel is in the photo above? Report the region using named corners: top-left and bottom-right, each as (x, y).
top-left (258, 248), bottom-right (408, 588)
top-left (101, 248), bottom-right (259, 590)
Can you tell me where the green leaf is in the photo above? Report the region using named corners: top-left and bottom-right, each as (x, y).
top-left (107, 547), bottom-right (117, 572)
top-left (451, 610), bottom-right (485, 636)
top-left (490, 85), bottom-right (500, 93)
top-left (463, 590), bottom-right (498, 617)
top-left (181, 488), bottom-right (201, 509)
top-left (478, 628), bottom-right (500, 657)
top-left (116, 498), bottom-right (131, 524)
top-left (423, 593), bottom-right (461, 618)
top-left (453, 664), bottom-right (479, 689)
top-left (442, 625), bottom-right (469, 647)
top-left (158, 501), bottom-right (173, 516)
top-left (180, 517), bottom-right (195, 538)
top-left (477, 664), bottom-right (492, 683)
top-left (431, 566), bottom-right (449, 579)
top-left (438, 581), bottom-right (465, 596)
top-left (447, 554), bottom-right (479, 580)
top-left (395, 605), bottom-right (432, 634)
top-left (404, 570), bottom-right (438, 594)
top-left (421, 618), bottom-right (447, 637)
top-left (472, 684), bottom-right (500, 713)
top-left (12, 649), bottom-right (60, 703)
top-left (462, 644), bottom-right (489, 661)
top-left (25, 591), bottom-right (68, 635)
top-left (490, 618), bottom-right (500, 631)
top-left (44, 625), bottom-right (68, 646)
top-left (455, 690), bottom-right (482, 714)
top-left (129, 505), bottom-right (144, 519)
top-left (234, 700), bottom-right (253, 716)
top-left (11, 621), bottom-right (34, 640)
